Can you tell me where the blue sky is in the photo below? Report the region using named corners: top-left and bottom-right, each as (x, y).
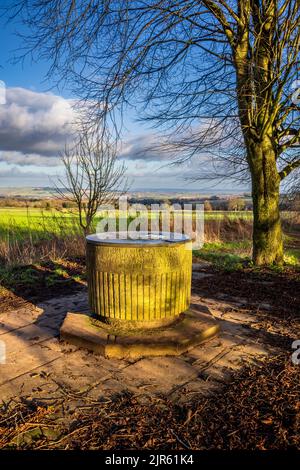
top-left (0, 10), bottom-right (248, 193)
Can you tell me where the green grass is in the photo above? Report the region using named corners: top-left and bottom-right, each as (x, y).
top-left (194, 242), bottom-right (251, 271)
top-left (200, 240), bottom-right (252, 253)
top-left (0, 265), bottom-right (40, 290)
top-left (0, 207), bottom-right (254, 238)
top-left (203, 210), bottom-right (253, 220)
top-left (0, 207), bottom-right (284, 242)
top-left (194, 240), bottom-right (299, 271)
top-left (0, 207), bottom-right (78, 237)
top-left (0, 207), bottom-right (255, 249)
top-left (0, 206), bottom-right (298, 271)
top-left (0, 259), bottom-right (86, 296)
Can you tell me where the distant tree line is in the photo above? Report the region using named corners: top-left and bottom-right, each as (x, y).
top-left (1, 193), bottom-right (298, 212)
top-left (128, 196), bottom-right (252, 211)
top-left (0, 197), bottom-right (77, 210)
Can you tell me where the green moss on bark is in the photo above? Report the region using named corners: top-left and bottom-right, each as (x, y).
top-left (249, 138), bottom-right (284, 266)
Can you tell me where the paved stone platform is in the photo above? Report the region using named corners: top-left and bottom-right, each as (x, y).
top-left (0, 264), bottom-right (279, 406)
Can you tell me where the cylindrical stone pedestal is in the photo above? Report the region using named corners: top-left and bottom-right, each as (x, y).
top-left (86, 232), bottom-right (192, 329)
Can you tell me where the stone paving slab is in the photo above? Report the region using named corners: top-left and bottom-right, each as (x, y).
top-left (0, 276), bottom-right (278, 406)
top-left (0, 305), bottom-right (41, 334)
top-left (118, 356), bottom-right (199, 393)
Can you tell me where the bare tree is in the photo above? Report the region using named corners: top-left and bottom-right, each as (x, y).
top-left (8, 0), bottom-right (300, 264)
top-left (56, 129), bottom-right (126, 235)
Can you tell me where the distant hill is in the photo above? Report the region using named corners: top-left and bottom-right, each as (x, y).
top-left (0, 186), bottom-right (251, 200)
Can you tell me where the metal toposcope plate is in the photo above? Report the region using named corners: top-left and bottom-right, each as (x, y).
top-left (86, 231), bottom-right (190, 246)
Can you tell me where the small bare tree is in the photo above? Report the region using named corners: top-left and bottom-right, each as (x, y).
top-left (56, 129), bottom-right (126, 235)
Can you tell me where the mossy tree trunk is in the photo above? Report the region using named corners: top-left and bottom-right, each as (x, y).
top-left (248, 138), bottom-right (283, 265)
top-left (234, 1), bottom-right (284, 265)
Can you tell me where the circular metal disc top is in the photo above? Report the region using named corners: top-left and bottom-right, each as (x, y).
top-left (86, 231), bottom-right (191, 246)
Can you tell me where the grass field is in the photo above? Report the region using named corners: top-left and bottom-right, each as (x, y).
top-left (0, 207), bottom-right (254, 241)
top-left (0, 208), bottom-right (77, 237)
top-left (0, 206), bottom-right (299, 269)
top-left (0, 207), bottom-right (253, 225)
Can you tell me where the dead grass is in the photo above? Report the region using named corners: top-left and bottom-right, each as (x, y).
top-left (204, 216), bottom-right (252, 242)
top-left (0, 235), bottom-right (85, 266)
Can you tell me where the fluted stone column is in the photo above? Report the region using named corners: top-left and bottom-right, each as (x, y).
top-left (86, 233), bottom-right (192, 330)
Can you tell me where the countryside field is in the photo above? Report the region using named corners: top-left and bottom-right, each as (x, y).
top-left (1, 207), bottom-right (256, 242)
top-left (0, 206), bottom-right (299, 270)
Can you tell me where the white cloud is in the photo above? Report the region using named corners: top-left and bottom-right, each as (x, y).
top-left (0, 87), bottom-right (76, 165)
top-left (0, 151), bottom-right (60, 167)
top-left (0, 166), bottom-right (48, 179)
top-left (120, 134), bottom-right (170, 161)
top-left (0, 88), bottom-right (178, 168)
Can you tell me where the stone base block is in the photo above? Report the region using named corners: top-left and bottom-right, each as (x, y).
top-left (60, 309), bottom-right (220, 359)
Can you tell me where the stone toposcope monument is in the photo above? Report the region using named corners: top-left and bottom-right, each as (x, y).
top-left (60, 232), bottom-right (219, 359)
